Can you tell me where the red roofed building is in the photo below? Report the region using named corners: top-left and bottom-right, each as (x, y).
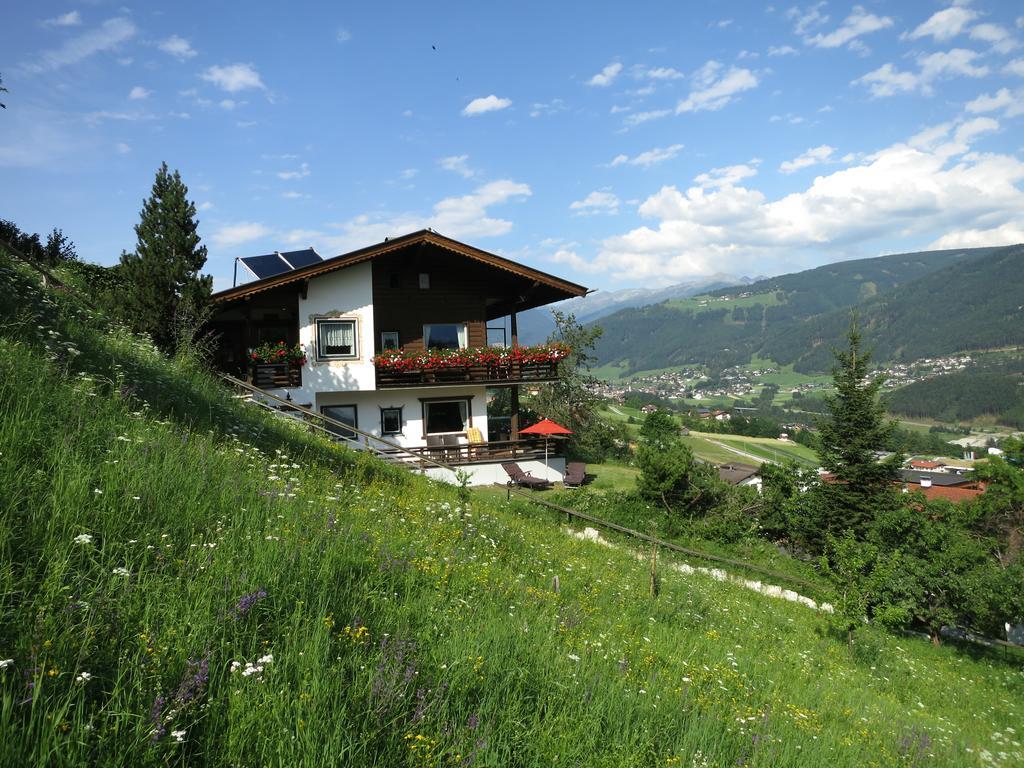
top-left (910, 459), bottom-right (946, 471)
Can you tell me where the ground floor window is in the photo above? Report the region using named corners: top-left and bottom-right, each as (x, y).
top-left (380, 406), bottom-right (403, 435)
top-left (322, 404), bottom-right (358, 439)
top-left (423, 399), bottom-right (469, 434)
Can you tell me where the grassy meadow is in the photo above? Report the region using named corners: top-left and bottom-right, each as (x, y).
top-left (1, 252), bottom-right (1023, 766)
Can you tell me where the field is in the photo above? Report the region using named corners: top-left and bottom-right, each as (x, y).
top-left (2, 252), bottom-right (1022, 767)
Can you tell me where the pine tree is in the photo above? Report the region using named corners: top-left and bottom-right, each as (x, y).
top-left (119, 162), bottom-right (212, 353)
top-left (816, 319), bottom-right (902, 537)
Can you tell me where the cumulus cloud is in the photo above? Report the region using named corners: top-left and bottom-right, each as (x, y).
top-left (855, 48), bottom-right (989, 97)
top-left (779, 145), bottom-right (835, 174)
top-left (212, 222), bottom-right (273, 248)
top-left (461, 95), bottom-right (511, 116)
top-left (438, 155), bottom-right (475, 178)
top-left (565, 130), bottom-right (1024, 282)
top-left (905, 6), bottom-right (977, 42)
top-left (277, 162), bottom-right (310, 180)
top-left (643, 66), bottom-right (685, 80)
top-left (676, 61), bottom-right (758, 113)
top-left (158, 35), bottom-right (197, 60)
top-left (587, 61), bottom-right (623, 87)
top-left (201, 63), bottom-right (265, 92)
top-left (966, 88), bottom-right (1024, 118)
top-left (609, 144), bottom-right (684, 168)
top-left (1007, 59), bottom-right (1024, 77)
top-left (929, 221), bottom-right (1024, 249)
top-left (323, 180), bottom-right (531, 251)
top-left (21, 17), bottom-right (135, 74)
top-left (969, 23), bottom-right (1019, 54)
top-left (569, 190), bottom-right (620, 216)
top-left (693, 163), bottom-right (759, 188)
top-left (768, 45), bottom-right (798, 56)
top-left (787, 3), bottom-right (829, 36)
top-left (42, 11), bottom-right (82, 27)
top-left (805, 6), bottom-right (893, 50)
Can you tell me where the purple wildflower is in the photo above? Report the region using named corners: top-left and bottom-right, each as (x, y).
top-left (234, 589), bottom-right (267, 619)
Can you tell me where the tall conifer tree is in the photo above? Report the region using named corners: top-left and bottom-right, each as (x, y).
top-left (119, 162), bottom-right (212, 353)
top-left (817, 319), bottom-right (902, 536)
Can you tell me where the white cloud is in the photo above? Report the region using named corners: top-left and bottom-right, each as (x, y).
top-left (588, 61), bottom-right (623, 87)
top-left (200, 63), bottom-right (265, 93)
top-left (953, 117), bottom-right (1000, 146)
top-left (905, 6), bottom-right (977, 42)
top-left (768, 45), bottom-right (798, 56)
top-left (966, 88), bottom-right (1024, 118)
top-left (198, 201), bottom-right (214, 211)
top-left (284, 229), bottom-right (323, 244)
top-left (115, 142), bottom-right (130, 154)
top-left (461, 95), bottom-right (511, 116)
top-left (212, 222), bottom-right (273, 248)
top-left (128, 86), bottom-right (150, 100)
top-left (400, 168), bottom-right (418, 180)
top-left (21, 17), bottom-right (135, 74)
top-left (323, 180), bottom-right (532, 250)
top-left (643, 67), bottom-right (685, 80)
top-left (1006, 59), bottom-right (1024, 77)
top-left (623, 109), bottom-right (671, 127)
top-left (779, 144), bottom-right (835, 174)
top-left (929, 221), bottom-right (1024, 249)
top-left (336, 27), bottom-right (352, 43)
top-left (281, 191), bottom-right (309, 199)
top-left (530, 98), bottom-right (568, 117)
top-left (676, 62), bottom-right (758, 113)
top-left (42, 11), bottom-right (82, 27)
top-left (787, 3), bottom-right (829, 35)
top-left (805, 6), bottom-right (893, 50)
top-left (158, 35), bottom-right (197, 60)
top-left (609, 144), bottom-right (684, 168)
top-left (969, 23), bottom-right (1019, 54)
top-left (277, 162), bottom-right (310, 180)
top-left (855, 48), bottom-right (989, 97)
top-left (569, 190), bottom-right (620, 216)
top-left (438, 155), bottom-right (475, 178)
top-left (567, 130), bottom-right (1024, 281)
top-left (693, 163), bottom-right (759, 188)
top-left (219, 99), bottom-right (237, 110)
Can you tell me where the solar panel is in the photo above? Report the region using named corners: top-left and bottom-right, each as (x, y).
top-left (280, 248), bottom-right (322, 269)
top-left (239, 253), bottom-right (291, 280)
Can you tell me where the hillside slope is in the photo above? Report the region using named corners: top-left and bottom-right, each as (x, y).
top-left (592, 245), bottom-right (1011, 374)
top-left (1, 252), bottom-right (1021, 767)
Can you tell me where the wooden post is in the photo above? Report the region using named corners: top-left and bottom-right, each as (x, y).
top-left (510, 311), bottom-right (520, 442)
top-left (649, 542), bottom-right (660, 598)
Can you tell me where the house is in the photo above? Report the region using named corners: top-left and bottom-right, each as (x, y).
top-left (640, 404), bottom-right (658, 414)
top-left (717, 463), bottom-right (762, 492)
top-left (909, 459), bottom-right (946, 471)
top-left (206, 230), bottom-right (588, 483)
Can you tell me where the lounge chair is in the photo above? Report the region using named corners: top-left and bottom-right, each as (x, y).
top-left (563, 462), bottom-right (586, 488)
top-left (501, 462), bottom-right (551, 490)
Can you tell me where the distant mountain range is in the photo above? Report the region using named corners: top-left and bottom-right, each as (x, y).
top-left (515, 273), bottom-right (759, 345)
top-left (589, 244), bottom-right (1024, 376)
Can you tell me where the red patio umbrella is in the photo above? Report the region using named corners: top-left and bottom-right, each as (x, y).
top-left (519, 418), bottom-right (573, 471)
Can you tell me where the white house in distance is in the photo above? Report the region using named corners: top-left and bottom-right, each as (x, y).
top-left (207, 230), bottom-right (588, 484)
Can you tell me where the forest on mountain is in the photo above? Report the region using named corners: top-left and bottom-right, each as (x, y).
top-left (591, 245), bottom-right (1023, 376)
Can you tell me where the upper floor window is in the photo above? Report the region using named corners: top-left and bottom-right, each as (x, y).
top-left (316, 318), bottom-right (358, 360)
top-left (418, 272), bottom-right (430, 289)
top-left (423, 323), bottom-right (466, 350)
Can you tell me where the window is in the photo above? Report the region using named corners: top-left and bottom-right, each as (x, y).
top-left (380, 406), bottom-right (403, 435)
top-left (380, 331), bottom-right (400, 351)
top-left (322, 405), bottom-right (358, 439)
top-left (418, 272), bottom-right (430, 289)
top-left (316, 318), bottom-right (357, 359)
top-left (423, 323), bottom-right (467, 350)
top-left (423, 399), bottom-right (469, 434)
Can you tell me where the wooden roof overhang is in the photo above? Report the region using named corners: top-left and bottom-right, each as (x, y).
top-left (211, 230), bottom-right (588, 318)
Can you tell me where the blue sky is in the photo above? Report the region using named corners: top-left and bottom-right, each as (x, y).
top-left (2, 1), bottom-right (1023, 292)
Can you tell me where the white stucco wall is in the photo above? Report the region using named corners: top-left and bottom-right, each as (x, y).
top-left (291, 262), bottom-right (376, 401)
top-left (316, 385), bottom-right (489, 451)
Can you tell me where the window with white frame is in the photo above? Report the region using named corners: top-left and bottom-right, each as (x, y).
top-left (316, 318), bottom-right (357, 360)
top-left (423, 323), bottom-right (466, 350)
top-left (423, 399), bottom-right (469, 434)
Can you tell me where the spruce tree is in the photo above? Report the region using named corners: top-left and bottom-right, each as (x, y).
top-left (119, 162), bottom-right (212, 353)
top-left (816, 319), bottom-right (901, 537)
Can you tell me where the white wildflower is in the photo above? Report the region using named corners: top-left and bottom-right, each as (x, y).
top-left (0, 659), bottom-right (13, 669)
top-left (75, 672), bottom-right (92, 683)
top-left (112, 567), bottom-right (130, 577)
top-left (568, 653), bottom-right (580, 662)
top-left (73, 533), bottom-right (94, 545)
top-left (257, 653), bottom-right (273, 664)
top-left (171, 729), bottom-right (186, 742)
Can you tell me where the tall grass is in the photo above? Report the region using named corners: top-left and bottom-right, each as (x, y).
top-left (1, 252), bottom-right (1022, 766)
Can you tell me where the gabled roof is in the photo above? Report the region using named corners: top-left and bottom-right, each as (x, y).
top-left (718, 463), bottom-right (760, 485)
top-left (213, 230), bottom-right (588, 309)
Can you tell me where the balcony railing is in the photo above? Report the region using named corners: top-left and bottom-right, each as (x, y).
top-left (375, 360), bottom-right (559, 388)
top-left (250, 361), bottom-right (302, 389)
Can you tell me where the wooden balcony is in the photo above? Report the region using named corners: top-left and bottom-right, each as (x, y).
top-left (250, 362), bottom-right (302, 389)
top-left (375, 360), bottom-right (559, 389)
top-left (376, 437), bottom-right (551, 466)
